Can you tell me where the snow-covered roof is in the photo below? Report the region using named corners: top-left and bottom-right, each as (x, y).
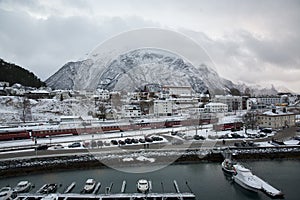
top-left (205, 102), bottom-right (227, 106)
top-left (262, 110), bottom-right (294, 116)
top-left (29, 90), bottom-right (50, 94)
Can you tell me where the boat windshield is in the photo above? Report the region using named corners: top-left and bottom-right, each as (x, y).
top-left (0, 193), bottom-right (8, 197)
top-left (0, 188), bottom-right (10, 192)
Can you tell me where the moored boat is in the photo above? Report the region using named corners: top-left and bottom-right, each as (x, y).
top-left (232, 164), bottom-right (261, 192)
top-left (0, 187), bottom-right (16, 200)
top-left (83, 179), bottom-right (96, 193)
top-left (14, 181), bottom-right (32, 193)
top-left (221, 159), bottom-right (236, 174)
top-left (137, 179), bottom-right (149, 193)
top-left (40, 184), bottom-right (58, 194)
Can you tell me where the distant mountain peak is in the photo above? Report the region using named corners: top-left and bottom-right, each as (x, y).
top-left (45, 48), bottom-right (279, 96)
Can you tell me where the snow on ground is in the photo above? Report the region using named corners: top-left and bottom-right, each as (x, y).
top-left (255, 142), bottom-right (275, 147)
top-left (284, 140), bottom-right (300, 145)
top-left (122, 157), bottom-right (134, 162)
top-left (0, 96), bottom-right (95, 123)
top-left (136, 156), bottom-right (155, 163)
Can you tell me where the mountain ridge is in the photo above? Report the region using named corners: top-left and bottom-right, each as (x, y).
top-left (46, 48), bottom-right (279, 96)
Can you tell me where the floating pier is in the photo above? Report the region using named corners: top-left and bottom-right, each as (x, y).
top-left (93, 182), bottom-right (101, 194)
top-left (64, 182), bottom-right (76, 193)
top-left (15, 179), bottom-right (195, 200)
top-left (121, 180), bottom-right (126, 193)
top-left (17, 192), bottom-right (196, 200)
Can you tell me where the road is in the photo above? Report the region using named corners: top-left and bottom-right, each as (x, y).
top-left (0, 126), bottom-right (298, 161)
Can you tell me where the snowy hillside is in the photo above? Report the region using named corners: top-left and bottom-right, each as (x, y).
top-left (0, 96), bottom-right (94, 123)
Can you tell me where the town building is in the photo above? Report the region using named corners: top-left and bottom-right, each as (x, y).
top-left (213, 95), bottom-right (242, 112)
top-left (257, 108), bottom-right (296, 129)
top-left (122, 104), bottom-right (141, 118)
top-left (153, 100), bottom-right (173, 116)
top-left (204, 102), bottom-right (228, 113)
top-left (162, 85), bottom-right (193, 97)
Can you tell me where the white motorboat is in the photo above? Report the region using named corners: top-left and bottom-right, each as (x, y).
top-left (137, 179), bottom-right (149, 193)
top-left (14, 180), bottom-right (32, 193)
top-left (41, 194), bottom-right (59, 200)
top-left (0, 187), bottom-right (16, 200)
top-left (233, 164), bottom-right (262, 192)
top-left (221, 159), bottom-right (236, 174)
top-left (83, 179), bottom-right (96, 193)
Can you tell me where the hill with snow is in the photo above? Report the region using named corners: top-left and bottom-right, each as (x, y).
top-left (46, 48), bottom-right (279, 96)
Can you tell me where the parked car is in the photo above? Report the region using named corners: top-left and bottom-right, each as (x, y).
top-left (68, 142), bottom-right (81, 148)
top-left (111, 140), bottom-right (118, 145)
top-left (36, 144), bottom-right (48, 150)
top-left (118, 140), bottom-right (126, 145)
top-left (125, 138), bottom-right (132, 144)
top-left (51, 144), bottom-right (64, 150)
top-left (145, 137), bottom-right (153, 142)
top-left (131, 138), bottom-right (139, 143)
top-left (139, 138), bottom-right (145, 143)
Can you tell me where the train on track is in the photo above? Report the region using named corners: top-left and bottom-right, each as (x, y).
top-left (0, 117), bottom-right (220, 141)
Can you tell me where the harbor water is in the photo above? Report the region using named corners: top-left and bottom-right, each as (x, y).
top-left (1, 160), bottom-right (300, 200)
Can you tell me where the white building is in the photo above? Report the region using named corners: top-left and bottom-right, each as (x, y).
top-left (153, 100), bottom-right (173, 116)
top-left (257, 96), bottom-right (281, 106)
top-left (163, 85), bottom-right (193, 96)
top-left (122, 104), bottom-right (141, 118)
top-left (95, 89), bottom-right (110, 100)
top-left (204, 102), bottom-right (228, 113)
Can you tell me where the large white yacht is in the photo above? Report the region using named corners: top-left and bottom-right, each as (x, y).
top-left (232, 164), bottom-right (262, 192)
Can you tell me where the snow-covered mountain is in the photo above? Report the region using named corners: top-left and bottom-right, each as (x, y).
top-left (46, 48), bottom-right (277, 95)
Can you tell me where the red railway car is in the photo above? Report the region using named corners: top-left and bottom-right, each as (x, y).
top-left (0, 130), bottom-right (30, 140)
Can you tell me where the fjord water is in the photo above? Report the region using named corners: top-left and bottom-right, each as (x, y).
top-left (1, 160), bottom-right (300, 200)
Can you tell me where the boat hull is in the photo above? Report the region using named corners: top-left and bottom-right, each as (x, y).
top-left (233, 176), bottom-right (260, 192)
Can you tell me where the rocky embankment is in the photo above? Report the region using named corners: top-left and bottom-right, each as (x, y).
top-left (1, 146), bottom-right (300, 178)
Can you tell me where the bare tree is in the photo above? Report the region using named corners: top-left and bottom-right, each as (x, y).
top-left (21, 97), bottom-right (32, 123)
top-left (242, 112), bottom-right (258, 133)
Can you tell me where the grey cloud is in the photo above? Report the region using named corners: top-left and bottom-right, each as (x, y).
top-left (0, 9), bottom-right (158, 80)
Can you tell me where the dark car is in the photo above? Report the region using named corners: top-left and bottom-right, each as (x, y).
top-left (125, 138), bottom-right (132, 144)
top-left (151, 136), bottom-right (163, 141)
top-left (171, 131), bottom-right (178, 136)
top-left (36, 144), bottom-right (48, 150)
top-left (139, 138), bottom-right (146, 143)
top-left (111, 140), bottom-right (118, 145)
top-left (145, 137), bottom-right (153, 142)
top-left (118, 140), bottom-right (126, 145)
top-left (131, 138), bottom-right (139, 143)
top-left (68, 142), bottom-right (81, 148)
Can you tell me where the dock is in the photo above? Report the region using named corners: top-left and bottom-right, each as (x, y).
top-left (255, 176), bottom-right (284, 198)
top-left (64, 182), bottom-right (76, 193)
top-left (16, 192), bottom-right (196, 200)
top-left (15, 179), bottom-right (195, 200)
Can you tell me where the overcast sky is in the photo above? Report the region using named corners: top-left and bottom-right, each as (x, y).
top-left (0, 0), bottom-right (299, 92)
